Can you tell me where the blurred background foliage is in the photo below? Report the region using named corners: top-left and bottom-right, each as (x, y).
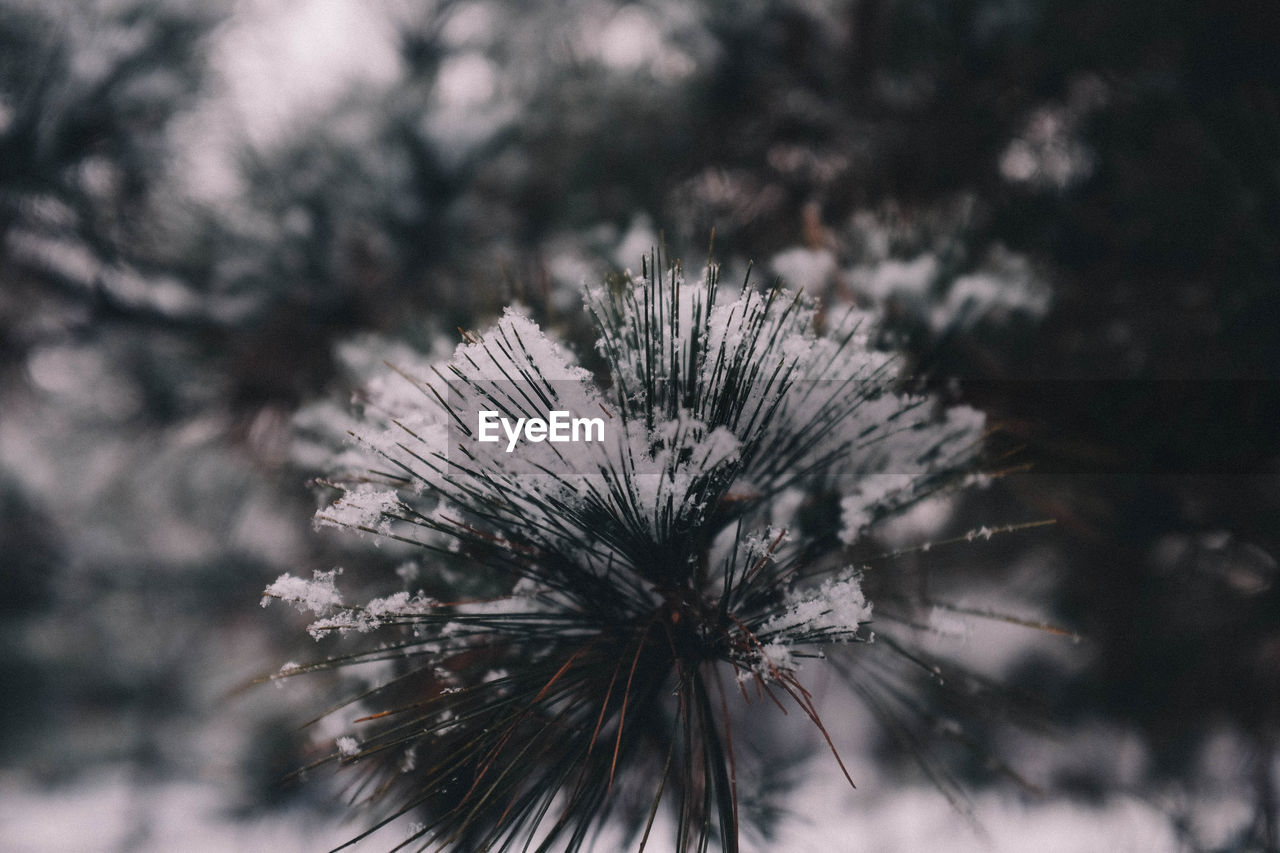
top-left (0, 0), bottom-right (1277, 849)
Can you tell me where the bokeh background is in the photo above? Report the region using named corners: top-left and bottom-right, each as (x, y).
top-left (1, 0), bottom-right (1277, 850)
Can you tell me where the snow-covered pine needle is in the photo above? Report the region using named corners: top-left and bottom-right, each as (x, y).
top-left (265, 251), bottom-right (999, 852)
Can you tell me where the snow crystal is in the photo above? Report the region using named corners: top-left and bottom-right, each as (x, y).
top-left (453, 306), bottom-right (590, 382)
top-left (261, 569), bottom-right (343, 613)
top-left (305, 611), bottom-right (367, 638)
top-left (756, 642), bottom-right (796, 677)
top-left (274, 661), bottom-right (302, 688)
top-left (365, 591), bottom-right (436, 617)
top-left (315, 484), bottom-right (401, 535)
top-left (762, 576), bottom-right (872, 639)
top-left (336, 736), bottom-right (360, 757)
top-left (306, 591), bottom-right (436, 639)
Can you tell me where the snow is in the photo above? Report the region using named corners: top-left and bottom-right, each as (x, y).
top-left (759, 576), bottom-right (873, 651)
top-left (933, 245), bottom-right (1052, 330)
top-left (999, 106), bottom-right (1096, 189)
top-left (770, 245), bottom-right (838, 297)
top-left (777, 780), bottom-right (1182, 853)
top-left (365, 590), bottom-right (435, 617)
top-left (272, 584), bottom-right (438, 640)
top-left (0, 769), bottom-right (391, 853)
top-left (966, 525), bottom-right (997, 542)
top-left (315, 483), bottom-right (400, 536)
top-left (0, 754), bottom-right (1198, 852)
top-left (612, 214), bottom-right (659, 270)
top-left (453, 306), bottom-right (592, 383)
top-left (854, 254), bottom-right (939, 301)
top-left (260, 569), bottom-right (343, 613)
top-left (839, 474), bottom-right (916, 544)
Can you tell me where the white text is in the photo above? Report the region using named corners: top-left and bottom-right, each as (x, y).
top-left (477, 410), bottom-right (605, 452)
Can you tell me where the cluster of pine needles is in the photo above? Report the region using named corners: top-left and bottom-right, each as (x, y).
top-left (262, 251), bottom-right (1055, 852)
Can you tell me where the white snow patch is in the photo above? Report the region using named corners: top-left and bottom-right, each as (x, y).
top-left (771, 246), bottom-right (838, 297)
top-left (261, 569), bottom-right (343, 613)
